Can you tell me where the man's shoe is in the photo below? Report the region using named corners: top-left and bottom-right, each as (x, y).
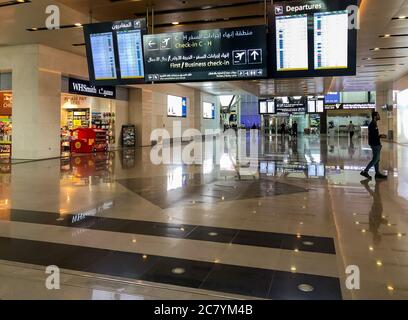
top-left (360, 171), bottom-right (372, 180)
top-left (375, 173), bottom-right (388, 179)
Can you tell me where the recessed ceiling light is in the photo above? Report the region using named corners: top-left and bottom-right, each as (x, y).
top-left (172, 268), bottom-right (186, 275)
top-left (172, 22), bottom-right (179, 25)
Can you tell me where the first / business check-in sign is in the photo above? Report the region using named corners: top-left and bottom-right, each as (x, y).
top-left (143, 25), bottom-right (268, 83)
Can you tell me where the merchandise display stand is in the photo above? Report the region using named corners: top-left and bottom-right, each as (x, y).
top-left (70, 128), bottom-right (109, 154)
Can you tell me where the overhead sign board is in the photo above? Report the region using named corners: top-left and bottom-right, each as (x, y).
top-left (269, 0), bottom-right (358, 78)
top-left (325, 103), bottom-right (376, 110)
top-left (83, 19), bottom-right (146, 86)
top-left (143, 26), bottom-right (267, 82)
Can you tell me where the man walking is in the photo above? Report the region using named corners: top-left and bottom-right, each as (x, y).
top-left (292, 121), bottom-right (298, 138)
top-left (280, 122), bottom-right (286, 137)
top-left (360, 111), bottom-right (387, 180)
top-left (348, 121), bottom-right (355, 141)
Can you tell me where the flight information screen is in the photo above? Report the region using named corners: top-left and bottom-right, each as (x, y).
top-left (269, 0), bottom-right (357, 78)
top-left (90, 33), bottom-right (117, 80)
top-left (314, 11), bottom-right (349, 70)
top-left (259, 101), bottom-right (267, 114)
top-left (259, 100), bottom-right (276, 114)
top-left (84, 19), bottom-right (146, 85)
top-left (276, 14), bottom-right (308, 71)
top-left (117, 29), bottom-right (145, 79)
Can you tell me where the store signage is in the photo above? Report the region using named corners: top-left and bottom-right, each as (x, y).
top-left (0, 92), bottom-right (12, 116)
top-left (325, 103), bottom-right (376, 110)
top-left (143, 25), bottom-right (267, 82)
top-left (68, 78), bottom-right (116, 99)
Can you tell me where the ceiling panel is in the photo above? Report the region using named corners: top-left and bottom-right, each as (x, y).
top-left (1, 0), bottom-right (408, 96)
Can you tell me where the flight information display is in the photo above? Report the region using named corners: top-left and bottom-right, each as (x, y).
top-left (259, 99), bottom-right (276, 114)
top-left (314, 11), bottom-right (349, 70)
top-left (276, 15), bottom-right (308, 71)
top-left (143, 26), bottom-right (267, 82)
top-left (117, 29), bottom-right (145, 79)
top-left (259, 101), bottom-right (268, 114)
top-left (90, 33), bottom-right (117, 80)
top-left (83, 19), bottom-right (146, 85)
top-left (269, 0), bottom-right (357, 78)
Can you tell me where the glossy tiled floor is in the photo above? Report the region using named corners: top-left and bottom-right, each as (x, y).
top-left (0, 134), bottom-right (407, 300)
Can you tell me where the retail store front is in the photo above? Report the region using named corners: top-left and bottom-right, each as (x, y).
top-left (60, 78), bottom-right (125, 156)
top-left (0, 91), bottom-right (12, 159)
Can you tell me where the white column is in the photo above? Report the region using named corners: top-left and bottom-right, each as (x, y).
top-left (12, 56), bottom-right (61, 159)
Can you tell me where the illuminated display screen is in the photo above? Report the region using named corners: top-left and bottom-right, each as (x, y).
top-left (259, 101), bottom-right (267, 114)
top-left (314, 11), bottom-right (349, 70)
top-left (144, 26), bottom-right (267, 82)
top-left (203, 102), bottom-right (215, 119)
top-left (269, 0), bottom-right (357, 78)
top-left (168, 95), bottom-right (187, 118)
top-left (84, 19), bottom-right (146, 85)
top-left (276, 14), bottom-right (309, 71)
top-left (259, 99), bottom-right (276, 114)
top-left (117, 29), bottom-right (145, 79)
top-left (90, 33), bottom-right (117, 81)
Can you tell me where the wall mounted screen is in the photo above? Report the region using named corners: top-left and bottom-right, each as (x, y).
top-left (269, 0), bottom-right (357, 78)
top-left (144, 25), bottom-right (267, 82)
top-left (168, 95), bottom-right (187, 118)
top-left (84, 19), bottom-right (146, 86)
top-left (203, 102), bottom-right (215, 119)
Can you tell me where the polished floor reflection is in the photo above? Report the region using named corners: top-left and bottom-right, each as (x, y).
top-left (0, 134), bottom-right (407, 300)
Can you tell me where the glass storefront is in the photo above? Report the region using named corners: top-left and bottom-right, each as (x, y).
top-left (0, 91), bottom-right (12, 158)
top-left (60, 93), bottom-right (117, 156)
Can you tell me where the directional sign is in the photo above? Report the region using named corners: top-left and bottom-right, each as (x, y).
top-left (143, 25), bottom-right (267, 82)
top-left (248, 49), bottom-right (262, 64)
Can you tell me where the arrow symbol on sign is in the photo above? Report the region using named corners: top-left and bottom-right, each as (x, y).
top-left (148, 40), bottom-right (156, 47)
top-left (250, 50), bottom-right (260, 60)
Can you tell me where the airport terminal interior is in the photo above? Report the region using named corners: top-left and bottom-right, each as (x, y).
top-left (2, 0), bottom-right (408, 301)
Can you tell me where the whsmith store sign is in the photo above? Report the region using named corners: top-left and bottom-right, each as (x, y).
top-left (68, 78), bottom-right (116, 99)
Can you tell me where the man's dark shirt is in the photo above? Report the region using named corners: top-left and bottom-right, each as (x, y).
top-left (368, 120), bottom-right (381, 146)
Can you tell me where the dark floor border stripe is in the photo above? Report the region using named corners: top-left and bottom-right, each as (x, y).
top-left (2, 209), bottom-right (336, 255)
top-left (0, 236), bottom-right (342, 300)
